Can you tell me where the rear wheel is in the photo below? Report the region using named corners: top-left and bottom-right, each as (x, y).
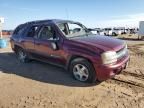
top-left (70, 58), bottom-right (96, 83)
top-left (16, 48), bottom-right (30, 63)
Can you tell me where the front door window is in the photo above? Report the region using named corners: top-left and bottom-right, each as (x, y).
top-left (38, 26), bottom-right (55, 40)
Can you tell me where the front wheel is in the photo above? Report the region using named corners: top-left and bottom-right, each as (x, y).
top-left (70, 58), bottom-right (96, 83)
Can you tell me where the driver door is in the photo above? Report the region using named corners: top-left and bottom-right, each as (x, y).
top-left (34, 24), bottom-right (65, 66)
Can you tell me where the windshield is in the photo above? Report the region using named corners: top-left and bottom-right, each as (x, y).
top-left (57, 22), bottom-right (91, 38)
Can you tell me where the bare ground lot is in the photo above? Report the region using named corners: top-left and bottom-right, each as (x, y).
top-left (0, 37), bottom-right (144, 108)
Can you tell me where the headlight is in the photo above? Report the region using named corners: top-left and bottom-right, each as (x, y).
top-left (101, 51), bottom-right (117, 64)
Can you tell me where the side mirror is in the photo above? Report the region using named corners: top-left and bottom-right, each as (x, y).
top-left (51, 42), bottom-right (58, 50)
top-left (49, 37), bottom-right (59, 50)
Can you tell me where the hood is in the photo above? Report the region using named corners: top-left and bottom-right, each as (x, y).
top-left (71, 35), bottom-right (125, 51)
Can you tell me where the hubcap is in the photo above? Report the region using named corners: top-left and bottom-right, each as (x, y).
top-left (73, 64), bottom-right (89, 82)
top-left (18, 50), bottom-right (26, 62)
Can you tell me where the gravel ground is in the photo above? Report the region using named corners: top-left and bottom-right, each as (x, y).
top-left (0, 37), bottom-right (144, 108)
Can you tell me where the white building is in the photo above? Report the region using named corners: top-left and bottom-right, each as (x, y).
top-left (0, 17), bottom-right (4, 38)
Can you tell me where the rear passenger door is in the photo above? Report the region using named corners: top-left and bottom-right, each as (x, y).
top-left (23, 25), bottom-right (39, 53)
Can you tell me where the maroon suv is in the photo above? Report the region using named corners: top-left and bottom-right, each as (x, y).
top-left (10, 19), bottom-right (129, 83)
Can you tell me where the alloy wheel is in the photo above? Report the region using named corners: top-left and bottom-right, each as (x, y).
top-left (73, 64), bottom-right (89, 82)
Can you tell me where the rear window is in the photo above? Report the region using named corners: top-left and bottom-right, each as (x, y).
top-left (13, 24), bottom-right (26, 35)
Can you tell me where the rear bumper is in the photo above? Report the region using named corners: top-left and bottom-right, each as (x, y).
top-left (94, 55), bottom-right (130, 81)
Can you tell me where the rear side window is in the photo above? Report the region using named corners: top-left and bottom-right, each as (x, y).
top-left (38, 26), bottom-right (55, 40)
top-left (27, 26), bottom-right (39, 37)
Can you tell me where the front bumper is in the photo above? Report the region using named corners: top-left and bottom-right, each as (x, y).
top-left (94, 55), bottom-right (130, 81)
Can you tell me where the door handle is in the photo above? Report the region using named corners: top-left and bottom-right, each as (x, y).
top-left (35, 43), bottom-right (41, 45)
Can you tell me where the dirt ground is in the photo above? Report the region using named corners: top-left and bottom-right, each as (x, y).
top-left (0, 36), bottom-right (144, 108)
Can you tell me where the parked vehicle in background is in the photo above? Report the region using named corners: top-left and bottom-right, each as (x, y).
top-left (88, 28), bottom-right (102, 35)
top-left (102, 28), bottom-right (111, 36)
top-left (102, 27), bottom-right (127, 36)
top-left (87, 27), bottom-right (129, 36)
top-left (88, 28), bottom-right (98, 35)
top-left (128, 28), bottom-right (139, 34)
top-left (114, 27), bottom-right (127, 35)
top-left (101, 28), bottom-right (118, 36)
top-left (10, 19), bottom-right (129, 83)
top-left (109, 28), bottom-right (119, 36)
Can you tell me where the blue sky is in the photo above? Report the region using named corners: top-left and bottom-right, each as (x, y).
top-left (0, 0), bottom-right (144, 29)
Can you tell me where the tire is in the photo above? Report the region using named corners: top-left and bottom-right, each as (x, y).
top-left (112, 32), bottom-right (117, 36)
top-left (69, 58), bottom-right (96, 83)
top-left (16, 48), bottom-right (30, 63)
